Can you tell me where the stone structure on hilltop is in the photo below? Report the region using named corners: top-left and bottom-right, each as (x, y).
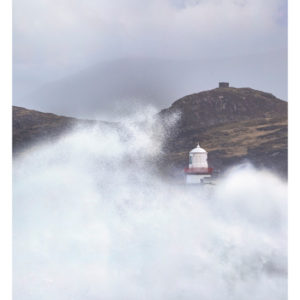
top-left (219, 82), bottom-right (229, 88)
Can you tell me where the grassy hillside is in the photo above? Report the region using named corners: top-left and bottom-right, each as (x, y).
top-left (159, 87), bottom-right (287, 177)
top-left (13, 86), bottom-right (288, 177)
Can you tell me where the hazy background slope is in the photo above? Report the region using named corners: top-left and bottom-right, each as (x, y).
top-left (14, 51), bottom-right (287, 121)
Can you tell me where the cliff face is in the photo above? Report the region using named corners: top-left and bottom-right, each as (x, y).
top-left (159, 87), bottom-right (287, 177)
top-left (13, 86), bottom-right (288, 177)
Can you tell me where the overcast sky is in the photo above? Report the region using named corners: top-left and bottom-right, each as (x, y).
top-left (13, 0), bottom-right (287, 119)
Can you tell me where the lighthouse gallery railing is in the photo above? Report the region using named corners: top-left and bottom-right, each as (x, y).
top-left (184, 167), bottom-right (213, 174)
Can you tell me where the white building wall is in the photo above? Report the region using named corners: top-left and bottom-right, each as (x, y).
top-left (189, 153), bottom-right (208, 168)
top-left (186, 174), bottom-right (211, 184)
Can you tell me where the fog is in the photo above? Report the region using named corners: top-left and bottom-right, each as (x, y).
top-left (13, 0), bottom-right (287, 119)
top-left (14, 51), bottom-right (287, 121)
top-left (13, 109), bottom-right (287, 299)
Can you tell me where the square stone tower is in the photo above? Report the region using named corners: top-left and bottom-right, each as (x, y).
top-left (219, 82), bottom-right (229, 88)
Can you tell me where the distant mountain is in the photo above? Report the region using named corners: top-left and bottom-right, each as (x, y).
top-left (13, 85), bottom-right (287, 177)
top-left (14, 52), bottom-right (287, 120)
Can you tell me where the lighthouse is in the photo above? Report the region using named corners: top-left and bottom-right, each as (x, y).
top-left (184, 143), bottom-right (213, 184)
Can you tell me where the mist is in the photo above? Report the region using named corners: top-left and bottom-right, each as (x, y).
top-left (13, 0), bottom-right (287, 119)
top-left (14, 50), bottom-right (287, 121)
top-left (13, 109), bottom-right (287, 300)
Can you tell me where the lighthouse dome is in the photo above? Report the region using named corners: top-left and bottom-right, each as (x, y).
top-left (190, 143), bottom-right (207, 154)
top-left (188, 143), bottom-right (208, 169)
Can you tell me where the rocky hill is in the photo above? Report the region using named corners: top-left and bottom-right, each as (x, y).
top-left (13, 85), bottom-right (288, 177)
top-left (159, 86), bottom-right (287, 177)
top-left (13, 106), bottom-right (98, 154)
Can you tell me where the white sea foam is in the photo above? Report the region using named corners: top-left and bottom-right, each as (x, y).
top-left (13, 109), bottom-right (287, 300)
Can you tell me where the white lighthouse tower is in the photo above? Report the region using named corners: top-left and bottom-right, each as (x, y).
top-left (184, 143), bottom-right (212, 184)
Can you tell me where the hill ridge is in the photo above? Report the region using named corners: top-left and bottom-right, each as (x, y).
top-left (13, 86), bottom-right (288, 176)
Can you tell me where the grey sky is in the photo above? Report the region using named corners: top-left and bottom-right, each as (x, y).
top-left (13, 0), bottom-right (287, 119)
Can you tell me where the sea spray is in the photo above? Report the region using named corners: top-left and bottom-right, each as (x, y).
top-left (13, 109), bottom-right (287, 300)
